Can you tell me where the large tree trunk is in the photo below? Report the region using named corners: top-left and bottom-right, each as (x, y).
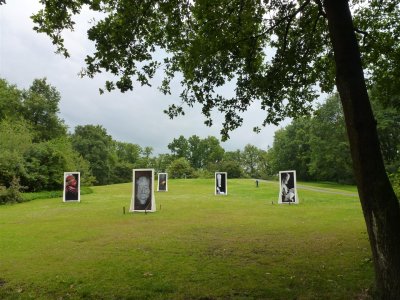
top-left (323, 0), bottom-right (400, 298)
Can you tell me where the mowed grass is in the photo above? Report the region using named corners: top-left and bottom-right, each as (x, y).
top-left (0, 179), bottom-right (373, 299)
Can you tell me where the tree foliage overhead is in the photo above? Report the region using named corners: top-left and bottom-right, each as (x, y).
top-left (29, 0), bottom-right (338, 136)
top-left (32, 1), bottom-right (400, 138)
top-left (354, 2), bottom-right (400, 109)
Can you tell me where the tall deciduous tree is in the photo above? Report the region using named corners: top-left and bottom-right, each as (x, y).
top-left (241, 144), bottom-right (262, 178)
top-left (0, 79), bottom-right (23, 120)
top-left (22, 78), bottom-right (67, 142)
top-left (200, 136), bottom-right (225, 168)
top-left (167, 157), bottom-right (194, 179)
top-left (114, 141), bottom-right (142, 165)
top-left (153, 153), bottom-right (175, 174)
top-left (325, 3), bottom-right (400, 297)
top-left (308, 95), bottom-right (353, 183)
top-left (0, 118), bottom-right (32, 187)
top-left (270, 118), bottom-right (312, 180)
top-left (71, 125), bottom-right (116, 185)
top-left (222, 149), bottom-right (244, 177)
top-left (138, 146), bottom-right (154, 168)
top-left (168, 135), bottom-right (225, 169)
top-left (187, 135), bottom-right (203, 168)
top-left (370, 89), bottom-right (400, 173)
top-left (32, 1), bottom-right (400, 296)
top-left (168, 135), bottom-right (190, 159)
top-left (112, 141), bottom-right (142, 183)
top-left (23, 137), bottom-right (93, 191)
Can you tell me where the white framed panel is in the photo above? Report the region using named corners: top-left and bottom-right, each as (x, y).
top-left (157, 173), bottom-right (168, 192)
top-left (63, 172), bottom-right (80, 202)
top-left (130, 169), bottom-right (156, 212)
top-left (278, 170), bottom-right (298, 204)
top-left (215, 172), bottom-right (228, 195)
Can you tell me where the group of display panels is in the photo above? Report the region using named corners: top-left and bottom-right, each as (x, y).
top-left (62, 169), bottom-right (299, 207)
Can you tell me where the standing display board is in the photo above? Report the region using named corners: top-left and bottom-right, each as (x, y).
top-left (130, 169), bottom-right (156, 212)
top-left (63, 172), bottom-right (80, 202)
top-left (278, 170), bottom-right (299, 204)
top-left (215, 172), bottom-right (227, 195)
top-left (157, 173), bottom-right (168, 192)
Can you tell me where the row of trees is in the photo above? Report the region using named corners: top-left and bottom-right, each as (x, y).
top-left (267, 93), bottom-right (400, 188)
top-left (2, 77), bottom-right (398, 195)
top-left (0, 78), bottom-right (88, 195)
top-left (165, 93), bottom-right (399, 188)
top-left (164, 135), bottom-right (269, 179)
top-left (0, 78), bottom-right (153, 194)
top-left (0, 78), bottom-right (273, 196)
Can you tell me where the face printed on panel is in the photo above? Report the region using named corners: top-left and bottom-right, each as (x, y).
top-left (136, 176), bottom-right (150, 204)
top-left (65, 174), bottom-right (78, 201)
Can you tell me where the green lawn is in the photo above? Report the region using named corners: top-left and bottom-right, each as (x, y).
top-left (0, 179), bottom-right (373, 299)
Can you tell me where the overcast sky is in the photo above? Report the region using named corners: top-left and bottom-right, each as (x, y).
top-left (0, 1), bottom-right (292, 155)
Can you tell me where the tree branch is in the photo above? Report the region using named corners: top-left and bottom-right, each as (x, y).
top-left (354, 27), bottom-right (369, 46)
top-left (256, 0), bottom-right (311, 39)
top-left (314, 0), bottom-right (327, 18)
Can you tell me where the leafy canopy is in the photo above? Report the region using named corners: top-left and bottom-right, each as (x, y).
top-left (32, 0), bottom-right (400, 138)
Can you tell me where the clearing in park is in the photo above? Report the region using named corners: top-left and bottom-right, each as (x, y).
top-left (0, 178), bottom-right (372, 299)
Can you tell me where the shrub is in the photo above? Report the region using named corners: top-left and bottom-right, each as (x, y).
top-left (193, 169), bottom-right (213, 179)
top-left (167, 157), bottom-right (195, 179)
top-left (0, 176), bottom-right (25, 204)
top-left (22, 186), bottom-right (93, 202)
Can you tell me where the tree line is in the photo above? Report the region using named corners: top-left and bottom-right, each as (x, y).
top-left (2, 77), bottom-right (399, 203)
top-left (0, 78), bottom-right (151, 201)
top-left (267, 93), bottom-right (400, 188)
top-left (0, 78), bottom-right (268, 201)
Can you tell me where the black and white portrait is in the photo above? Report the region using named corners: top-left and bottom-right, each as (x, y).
top-left (279, 170), bottom-right (298, 204)
top-left (215, 172), bottom-right (227, 195)
top-left (63, 172), bottom-right (80, 202)
top-left (157, 173), bottom-right (168, 192)
top-left (130, 169), bottom-right (156, 212)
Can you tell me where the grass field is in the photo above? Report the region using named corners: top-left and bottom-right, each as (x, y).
top-left (0, 179), bottom-right (373, 299)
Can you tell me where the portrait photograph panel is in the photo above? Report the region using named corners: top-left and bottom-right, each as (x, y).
top-left (215, 172), bottom-right (228, 195)
top-left (130, 169), bottom-right (156, 212)
top-left (157, 173), bottom-right (168, 192)
top-left (278, 170), bottom-right (298, 204)
top-left (63, 172), bottom-right (80, 202)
